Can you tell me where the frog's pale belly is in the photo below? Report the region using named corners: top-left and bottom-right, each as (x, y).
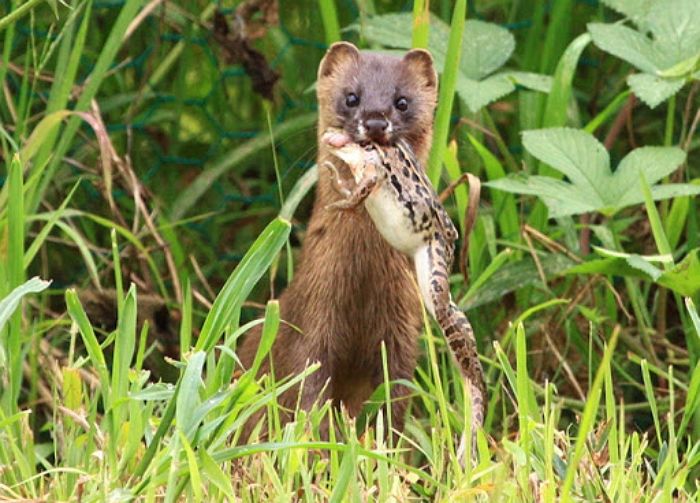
top-left (365, 182), bottom-right (426, 256)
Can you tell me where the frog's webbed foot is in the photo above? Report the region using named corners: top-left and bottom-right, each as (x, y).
top-left (324, 161), bottom-right (353, 199)
top-left (323, 161), bottom-right (361, 212)
top-left (325, 168), bottom-right (378, 212)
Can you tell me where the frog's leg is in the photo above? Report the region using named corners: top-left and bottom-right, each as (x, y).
top-left (326, 161), bottom-right (379, 211)
top-left (414, 240), bottom-right (486, 447)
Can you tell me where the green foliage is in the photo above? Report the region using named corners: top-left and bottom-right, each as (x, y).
top-left (589, 0), bottom-right (700, 107)
top-left (0, 0), bottom-right (699, 500)
top-left (569, 248), bottom-right (700, 297)
top-left (488, 127), bottom-right (696, 217)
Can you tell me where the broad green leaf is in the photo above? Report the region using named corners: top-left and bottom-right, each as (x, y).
top-left (488, 128), bottom-right (689, 218)
top-left (459, 19), bottom-right (515, 80)
top-left (615, 147), bottom-right (688, 205)
top-left (657, 54), bottom-right (700, 79)
top-left (589, 0), bottom-right (700, 108)
top-left (649, 184), bottom-right (700, 202)
top-left (523, 128), bottom-right (610, 200)
top-left (566, 257), bottom-right (652, 279)
top-left (627, 73), bottom-right (685, 109)
top-left (626, 255), bottom-right (663, 281)
top-left (456, 74), bottom-right (514, 113)
top-left (588, 23), bottom-right (659, 73)
top-left (503, 71), bottom-right (553, 93)
top-left (647, 0), bottom-right (700, 66)
top-left (487, 175), bottom-right (594, 218)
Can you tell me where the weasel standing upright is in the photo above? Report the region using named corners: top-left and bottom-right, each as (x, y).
top-left (239, 42), bottom-right (439, 435)
top-left (322, 131), bottom-right (486, 431)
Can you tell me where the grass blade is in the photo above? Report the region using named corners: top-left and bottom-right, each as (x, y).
top-left (318, 0), bottom-right (341, 45)
top-left (427, 0), bottom-right (466, 186)
top-left (561, 325), bottom-right (619, 502)
top-left (412, 0), bottom-right (430, 49)
top-left (5, 154), bottom-right (25, 408)
top-left (65, 289), bottom-right (111, 408)
top-left (196, 217), bottom-right (290, 352)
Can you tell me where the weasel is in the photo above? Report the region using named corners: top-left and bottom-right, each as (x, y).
top-left (321, 131), bottom-right (486, 431)
top-left (238, 42), bottom-right (438, 436)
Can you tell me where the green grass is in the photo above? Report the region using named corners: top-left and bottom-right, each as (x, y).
top-left (1, 0), bottom-right (700, 500)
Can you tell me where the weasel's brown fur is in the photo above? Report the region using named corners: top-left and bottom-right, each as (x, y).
top-left (238, 42), bottom-right (438, 436)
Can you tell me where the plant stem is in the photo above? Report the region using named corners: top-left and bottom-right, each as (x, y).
top-left (664, 94), bottom-right (677, 147)
top-left (0, 0), bottom-right (46, 32)
top-left (319, 0), bottom-right (341, 45)
top-left (411, 0), bottom-right (430, 49)
top-left (427, 0), bottom-right (466, 187)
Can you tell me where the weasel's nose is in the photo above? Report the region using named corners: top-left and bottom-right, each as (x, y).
top-left (365, 118), bottom-right (389, 137)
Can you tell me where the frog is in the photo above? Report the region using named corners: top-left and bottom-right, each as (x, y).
top-left (321, 128), bottom-right (487, 434)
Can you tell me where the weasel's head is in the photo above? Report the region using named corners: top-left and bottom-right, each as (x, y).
top-left (317, 42), bottom-right (437, 158)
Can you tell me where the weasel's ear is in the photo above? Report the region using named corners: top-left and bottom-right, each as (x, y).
top-left (318, 42), bottom-right (360, 79)
top-left (403, 49), bottom-right (437, 89)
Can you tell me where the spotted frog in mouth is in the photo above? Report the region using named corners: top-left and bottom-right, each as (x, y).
top-left (322, 127), bottom-right (487, 433)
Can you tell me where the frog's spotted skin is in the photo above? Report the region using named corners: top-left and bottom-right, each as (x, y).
top-left (323, 129), bottom-right (486, 431)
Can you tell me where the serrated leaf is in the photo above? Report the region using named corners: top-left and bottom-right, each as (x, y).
top-left (502, 71), bottom-right (553, 93)
top-left (615, 147), bottom-right (688, 205)
top-left (627, 73), bottom-right (686, 108)
top-left (460, 19), bottom-right (515, 80)
top-left (486, 175), bottom-right (594, 217)
top-left (589, 0), bottom-right (700, 107)
top-left (457, 74), bottom-right (514, 113)
top-left (647, 0), bottom-right (700, 67)
top-left (523, 128), bottom-right (610, 199)
top-left (488, 128), bottom-right (688, 218)
top-left (588, 23), bottom-right (659, 73)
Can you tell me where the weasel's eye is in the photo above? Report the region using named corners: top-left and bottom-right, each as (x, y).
top-left (345, 93), bottom-right (360, 107)
top-left (395, 97), bottom-right (408, 111)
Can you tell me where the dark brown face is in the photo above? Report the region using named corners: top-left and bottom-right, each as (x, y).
top-left (317, 43), bottom-right (438, 153)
